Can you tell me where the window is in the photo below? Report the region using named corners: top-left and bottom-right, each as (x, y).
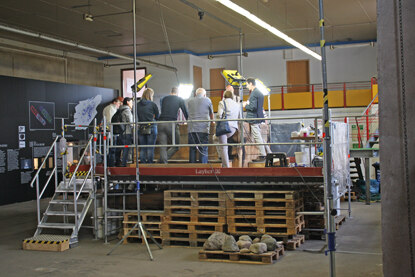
top-left (121, 68), bottom-right (146, 98)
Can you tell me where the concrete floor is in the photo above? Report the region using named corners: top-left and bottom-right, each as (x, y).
top-left (0, 200), bottom-right (382, 277)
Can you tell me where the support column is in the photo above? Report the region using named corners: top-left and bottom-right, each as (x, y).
top-left (378, 0), bottom-right (415, 276)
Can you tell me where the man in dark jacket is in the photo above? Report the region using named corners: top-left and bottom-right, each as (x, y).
top-left (243, 78), bottom-right (267, 160)
top-left (158, 87), bottom-right (189, 163)
top-left (137, 88), bottom-right (159, 163)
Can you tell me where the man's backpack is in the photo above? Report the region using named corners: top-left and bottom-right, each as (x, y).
top-left (111, 109), bottom-right (125, 134)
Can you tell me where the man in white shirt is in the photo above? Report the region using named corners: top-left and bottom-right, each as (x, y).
top-left (102, 97), bottom-right (123, 126)
top-left (103, 97), bottom-right (123, 167)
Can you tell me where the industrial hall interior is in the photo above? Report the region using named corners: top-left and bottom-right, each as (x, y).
top-left (0, 0), bottom-right (413, 276)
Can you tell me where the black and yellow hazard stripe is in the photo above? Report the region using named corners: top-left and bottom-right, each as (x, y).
top-left (23, 239), bottom-right (69, 245)
top-left (65, 171), bottom-right (89, 178)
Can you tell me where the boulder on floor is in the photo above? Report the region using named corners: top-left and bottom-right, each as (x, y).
top-left (222, 235), bottom-right (239, 252)
top-left (261, 237), bottom-right (277, 251)
top-left (203, 232), bottom-right (227, 250)
top-left (238, 235), bottom-right (252, 242)
top-left (237, 240), bottom-right (252, 250)
top-left (249, 242), bottom-right (267, 254)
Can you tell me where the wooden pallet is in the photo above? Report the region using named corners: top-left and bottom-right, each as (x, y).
top-left (286, 234), bottom-right (306, 250)
top-left (302, 230), bottom-right (325, 240)
top-left (125, 236), bottom-right (163, 245)
top-left (164, 208), bottom-right (226, 220)
top-left (123, 211), bottom-right (164, 223)
top-left (228, 221), bottom-right (305, 236)
top-left (227, 214), bottom-right (304, 227)
top-left (161, 222), bottom-right (226, 233)
top-left (122, 211), bottom-right (164, 244)
top-left (226, 205), bottom-right (304, 218)
top-left (226, 198), bottom-right (303, 209)
top-left (335, 215), bottom-right (346, 230)
top-left (162, 239), bottom-right (205, 248)
top-left (341, 192), bottom-right (357, 201)
top-left (225, 190), bottom-right (301, 201)
top-left (164, 190), bottom-right (226, 209)
top-left (161, 227), bottom-right (226, 241)
top-left (199, 246), bottom-right (285, 265)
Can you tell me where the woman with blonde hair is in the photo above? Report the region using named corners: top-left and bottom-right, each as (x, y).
top-left (216, 90), bottom-right (241, 167)
top-left (137, 88), bottom-right (159, 163)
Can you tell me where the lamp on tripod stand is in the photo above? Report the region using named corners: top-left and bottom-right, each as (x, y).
top-left (107, 73), bottom-right (162, 259)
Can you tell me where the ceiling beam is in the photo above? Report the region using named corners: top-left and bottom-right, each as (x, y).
top-left (0, 23), bottom-right (177, 72)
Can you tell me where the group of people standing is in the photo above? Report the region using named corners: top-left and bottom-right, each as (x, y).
top-left (103, 77), bottom-right (270, 167)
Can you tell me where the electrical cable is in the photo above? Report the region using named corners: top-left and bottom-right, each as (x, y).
top-left (156, 0), bottom-right (180, 85)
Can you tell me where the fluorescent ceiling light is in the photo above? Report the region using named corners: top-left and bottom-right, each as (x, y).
top-left (256, 79), bottom-right (270, 95)
top-left (178, 84), bottom-right (194, 99)
top-left (216, 0), bottom-right (322, 60)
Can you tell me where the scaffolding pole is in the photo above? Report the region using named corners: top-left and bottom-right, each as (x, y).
top-left (319, 0), bottom-right (336, 276)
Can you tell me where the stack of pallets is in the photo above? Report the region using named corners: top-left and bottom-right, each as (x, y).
top-left (226, 190), bottom-right (305, 236)
top-left (122, 211), bottom-right (164, 244)
top-left (162, 190), bottom-right (227, 247)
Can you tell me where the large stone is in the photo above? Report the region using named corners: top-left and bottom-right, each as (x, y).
top-left (252, 237), bottom-right (261, 243)
top-left (240, 248), bottom-right (251, 253)
top-left (222, 235), bottom-right (239, 252)
top-left (249, 243), bottom-right (267, 254)
top-left (238, 235), bottom-right (252, 242)
top-left (261, 234), bottom-right (272, 240)
top-left (203, 232), bottom-right (227, 250)
top-left (237, 240), bottom-right (251, 250)
top-left (261, 237), bottom-right (277, 251)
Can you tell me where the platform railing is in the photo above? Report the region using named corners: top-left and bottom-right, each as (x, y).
top-left (30, 136), bottom-right (60, 225)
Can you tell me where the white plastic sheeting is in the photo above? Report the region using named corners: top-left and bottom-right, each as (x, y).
top-left (331, 122), bottom-right (351, 197)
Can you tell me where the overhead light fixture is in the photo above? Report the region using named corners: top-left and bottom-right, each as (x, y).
top-left (216, 0), bottom-right (322, 60)
top-left (83, 13), bottom-right (94, 22)
top-left (255, 79), bottom-right (270, 95)
top-left (178, 84), bottom-right (194, 99)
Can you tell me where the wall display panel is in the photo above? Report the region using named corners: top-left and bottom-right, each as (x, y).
top-left (0, 75), bottom-right (117, 205)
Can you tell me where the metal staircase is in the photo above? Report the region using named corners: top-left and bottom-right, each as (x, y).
top-left (34, 179), bottom-right (94, 246)
top-left (29, 134), bottom-right (96, 248)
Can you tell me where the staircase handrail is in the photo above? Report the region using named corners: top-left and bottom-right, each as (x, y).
top-left (68, 134), bottom-right (94, 236)
top-left (362, 91), bottom-right (379, 116)
top-left (29, 136), bottom-right (59, 189)
top-left (30, 136), bottom-right (60, 225)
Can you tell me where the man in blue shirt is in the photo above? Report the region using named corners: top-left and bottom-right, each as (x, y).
top-left (187, 88), bottom-right (213, 163)
top-left (243, 78), bottom-right (268, 161)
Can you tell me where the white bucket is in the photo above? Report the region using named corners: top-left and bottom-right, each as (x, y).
top-left (295, 152), bottom-right (305, 165)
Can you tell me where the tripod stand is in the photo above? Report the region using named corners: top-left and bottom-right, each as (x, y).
top-left (107, 185), bottom-right (162, 260)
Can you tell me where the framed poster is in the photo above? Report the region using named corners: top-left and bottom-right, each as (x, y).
top-left (29, 101), bottom-right (55, 131)
top-left (121, 68), bottom-right (146, 98)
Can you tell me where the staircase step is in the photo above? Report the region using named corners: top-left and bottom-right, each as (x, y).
top-left (38, 223), bottom-right (75, 229)
top-left (45, 211), bottom-right (81, 217)
top-left (49, 199), bottom-right (88, 205)
top-left (55, 188), bottom-right (93, 193)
